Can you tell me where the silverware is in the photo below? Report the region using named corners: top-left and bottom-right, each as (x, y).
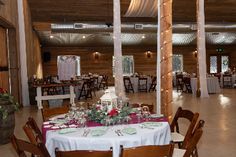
top-left (82, 129), bottom-right (90, 137)
top-left (115, 130), bottom-right (120, 136)
top-left (117, 129), bottom-right (123, 136)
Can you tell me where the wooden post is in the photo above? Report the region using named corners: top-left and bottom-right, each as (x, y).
top-left (158, 0), bottom-right (173, 120)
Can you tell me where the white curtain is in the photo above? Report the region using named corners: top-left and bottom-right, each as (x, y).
top-left (124, 0), bottom-right (157, 17)
top-left (113, 0), bottom-right (126, 101)
top-left (57, 56), bottom-right (79, 80)
top-left (197, 0), bottom-right (209, 97)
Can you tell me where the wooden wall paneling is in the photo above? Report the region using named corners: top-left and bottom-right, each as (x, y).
top-left (23, 0), bottom-right (43, 78)
top-left (41, 45), bottom-right (236, 85)
top-left (8, 28), bottom-right (21, 103)
top-left (0, 0), bottom-right (18, 27)
top-left (0, 26), bottom-right (9, 91)
top-left (0, 26), bottom-right (8, 67)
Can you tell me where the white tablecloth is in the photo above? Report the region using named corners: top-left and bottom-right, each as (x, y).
top-left (220, 74), bottom-right (236, 87)
top-left (191, 77), bottom-right (221, 94)
top-left (129, 77), bottom-right (152, 92)
top-left (46, 122), bottom-right (171, 157)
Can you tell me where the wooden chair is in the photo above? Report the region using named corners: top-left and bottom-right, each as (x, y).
top-left (173, 125), bottom-right (203, 157)
top-left (55, 147), bottom-right (113, 157)
top-left (183, 77), bottom-right (192, 93)
top-left (11, 135), bottom-right (50, 157)
top-left (138, 77), bottom-right (148, 92)
top-left (78, 80), bottom-right (93, 100)
top-left (41, 105), bottom-right (69, 121)
top-left (120, 143), bottom-right (174, 157)
top-left (176, 74), bottom-right (184, 92)
top-left (223, 74), bottom-right (232, 88)
top-left (182, 120), bottom-right (205, 157)
top-left (132, 103), bottom-right (154, 114)
top-left (99, 75), bottom-right (108, 89)
top-left (123, 77), bottom-right (134, 93)
top-left (23, 117), bottom-right (43, 145)
top-left (170, 107), bottom-right (199, 148)
top-left (149, 76), bottom-right (156, 92)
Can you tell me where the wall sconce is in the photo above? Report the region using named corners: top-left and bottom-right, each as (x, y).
top-left (146, 51), bottom-right (152, 58)
top-left (193, 50), bottom-right (198, 58)
top-left (94, 52), bottom-right (100, 60)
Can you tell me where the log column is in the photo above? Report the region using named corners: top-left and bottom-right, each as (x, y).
top-left (157, 0), bottom-right (173, 119)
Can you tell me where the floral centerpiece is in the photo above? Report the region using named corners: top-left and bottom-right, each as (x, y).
top-left (88, 88), bottom-right (131, 124)
top-left (88, 103), bottom-right (131, 125)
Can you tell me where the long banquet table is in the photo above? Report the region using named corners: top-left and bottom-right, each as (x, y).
top-left (43, 115), bottom-right (171, 157)
top-left (191, 77), bottom-right (221, 94)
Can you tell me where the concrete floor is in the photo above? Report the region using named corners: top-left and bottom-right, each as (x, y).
top-left (1, 89), bottom-right (236, 157)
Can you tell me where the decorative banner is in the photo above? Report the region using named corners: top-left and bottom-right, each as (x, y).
top-left (157, 0), bottom-right (173, 119)
top-left (125, 0), bottom-right (158, 17)
top-left (113, 0), bottom-right (126, 101)
top-left (197, 0), bottom-right (209, 98)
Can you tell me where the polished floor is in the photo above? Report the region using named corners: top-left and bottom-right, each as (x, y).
top-left (1, 89), bottom-right (236, 157)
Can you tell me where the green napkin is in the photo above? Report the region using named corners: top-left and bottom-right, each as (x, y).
top-left (90, 129), bottom-right (106, 137)
top-left (58, 128), bottom-right (77, 134)
top-left (142, 122), bottom-right (162, 128)
top-left (122, 127), bottom-right (137, 135)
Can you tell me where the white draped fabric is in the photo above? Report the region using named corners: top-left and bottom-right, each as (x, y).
top-left (113, 0), bottom-right (126, 100)
top-left (197, 0), bottom-right (209, 97)
top-left (57, 56), bottom-right (79, 80)
top-left (124, 0), bottom-right (157, 17)
top-left (45, 123), bottom-right (171, 157)
top-left (156, 0), bottom-right (161, 114)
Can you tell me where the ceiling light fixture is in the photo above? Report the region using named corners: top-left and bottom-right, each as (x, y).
top-left (50, 35), bottom-right (54, 39)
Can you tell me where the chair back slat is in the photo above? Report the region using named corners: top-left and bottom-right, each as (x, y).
top-left (11, 135), bottom-right (50, 157)
top-left (23, 117), bottom-right (43, 144)
top-left (183, 128), bottom-right (203, 157)
top-left (182, 120), bottom-right (205, 149)
top-left (55, 148), bottom-right (113, 157)
top-left (121, 143), bottom-right (174, 157)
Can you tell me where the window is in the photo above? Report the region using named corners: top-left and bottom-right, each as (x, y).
top-left (209, 55), bottom-right (230, 73)
top-left (172, 54), bottom-right (183, 72)
top-left (57, 55), bottom-right (81, 80)
top-left (112, 55), bottom-right (134, 76)
top-left (210, 56), bottom-right (217, 73)
top-left (221, 56), bottom-right (229, 73)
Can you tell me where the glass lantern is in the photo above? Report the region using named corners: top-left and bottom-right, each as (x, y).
top-left (100, 89), bottom-right (118, 112)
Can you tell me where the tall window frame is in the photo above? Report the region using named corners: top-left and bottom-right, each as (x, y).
top-left (209, 54), bottom-right (230, 74)
top-left (172, 54), bottom-right (183, 72)
top-left (112, 55), bottom-right (134, 76)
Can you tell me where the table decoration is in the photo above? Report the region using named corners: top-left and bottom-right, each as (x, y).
top-left (90, 128), bottom-right (107, 137)
top-left (141, 122), bottom-right (163, 127)
top-left (58, 128), bottom-right (77, 134)
top-left (122, 127), bottom-right (137, 135)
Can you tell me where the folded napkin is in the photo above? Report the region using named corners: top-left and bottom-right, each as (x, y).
top-left (90, 128), bottom-right (107, 137)
top-left (142, 122), bottom-right (162, 128)
top-left (58, 128), bottom-right (77, 134)
top-left (122, 127), bottom-right (137, 135)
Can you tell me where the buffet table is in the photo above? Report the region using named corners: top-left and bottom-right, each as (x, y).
top-left (34, 83), bottom-right (76, 109)
top-left (191, 77), bottom-right (221, 94)
top-left (43, 115), bottom-right (171, 157)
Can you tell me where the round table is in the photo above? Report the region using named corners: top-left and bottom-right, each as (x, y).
top-left (44, 120), bottom-right (171, 157)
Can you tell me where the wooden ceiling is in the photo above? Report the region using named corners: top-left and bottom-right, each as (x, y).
top-left (28, 0), bottom-right (236, 23)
